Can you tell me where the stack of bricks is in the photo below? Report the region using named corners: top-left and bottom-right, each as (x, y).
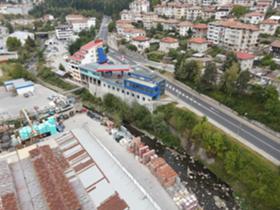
top-left (29, 145), bottom-right (81, 210)
top-left (155, 163), bottom-right (178, 188)
top-left (127, 137), bottom-right (143, 154)
top-left (174, 191), bottom-right (198, 210)
top-left (0, 161), bottom-right (19, 210)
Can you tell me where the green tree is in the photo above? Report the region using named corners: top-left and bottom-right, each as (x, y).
top-left (223, 51), bottom-right (238, 71)
top-left (6, 37), bottom-right (21, 51)
top-left (24, 36), bottom-right (36, 51)
top-left (231, 5), bottom-right (249, 18)
top-left (59, 63), bottom-right (65, 71)
top-left (200, 61), bottom-right (217, 90)
top-left (175, 59), bottom-right (201, 83)
top-left (187, 28), bottom-right (193, 38)
top-left (127, 44), bottom-right (137, 51)
top-left (222, 62), bottom-right (239, 95)
top-left (236, 70), bottom-right (250, 94)
top-left (224, 151), bottom-right (238, 175)
top-left (108, 21), bottom-right (116, 33)
top-left (156, 23), bottom-right (163, 31)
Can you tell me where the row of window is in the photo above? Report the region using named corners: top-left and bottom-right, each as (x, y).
top-left (103, 83), bottom-right (150, 101)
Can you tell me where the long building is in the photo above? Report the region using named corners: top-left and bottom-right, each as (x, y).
top-left (79, 63), bottom-right (165, 108)
top-left (207, 19), bottom-right (259, 51)
top-left (66, 39), bottom-right (107, 81)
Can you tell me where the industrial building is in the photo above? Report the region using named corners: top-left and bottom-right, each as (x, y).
top-left (79, 63), bottom-right (165, 107)
top-left (4, 78), bottom-right (34, 95)
top-left (0, 128), bottom-right (162, 210)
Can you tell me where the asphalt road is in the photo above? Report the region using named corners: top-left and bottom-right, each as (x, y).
top-left (108, 48), bottom-right (280, 164)
top-left (96, 16), bottom-right (110, 42)
top-left (98, 16), bottom-right (280, 164)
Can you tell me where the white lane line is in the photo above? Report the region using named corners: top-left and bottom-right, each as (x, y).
top-left (167, 88), bottom-right (280, 155)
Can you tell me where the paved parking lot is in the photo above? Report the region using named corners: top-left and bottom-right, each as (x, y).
top-left (0, 84), bottom-right (61, 121)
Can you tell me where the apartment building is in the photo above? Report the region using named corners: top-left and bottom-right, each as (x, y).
top-left (207, 19), bottom-right (259, 51)
top-left (66, 40), bottom-right (105, 81)
top-left (243, 12), bottom-right (265, 24)
top-left (123, 28), bottom-right (146, 41)
top-left (154, 2), bottom-right (190, 19)
top-left (55, 25), bottom-right (74, 40)
top-left (129, 0), bottom-right (150, 13)
top-left (65, 14), bottom-right (96, 33)
top-left (260, 19), bottom-right (279, 35)
top-left (193, 23), bottom-right (208, 37)
top-left (186, 6), bottom-right (203, 21)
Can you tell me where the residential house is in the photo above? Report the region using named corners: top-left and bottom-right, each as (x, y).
top-left (178, 21), bottom-right (193, 36)
top-left (260, 19), bottom-right (279, 35)
top-left (207, 19), bottom-right (259, 51)
top-left (159, 37), bottom-right (179, 52)
top-left (236, 51), bottom-right (255, 71)
top-left (123, 28), bottom-right (146, 41)
top-left (189, 37), bottom-right (208, 53)
top-left (243, 12), bottom-right (265, 24)
top-left (193, 23), bottom-right (208, 37)
top-left (131, 36), bottom-right (150, 52)
top-left (271, 40), bottom-right (280, 57)
top-left (66, 14), bottom-right (96, 33)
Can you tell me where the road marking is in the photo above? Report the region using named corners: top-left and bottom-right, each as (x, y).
top-left (167, 87), bottom-right (280, 156)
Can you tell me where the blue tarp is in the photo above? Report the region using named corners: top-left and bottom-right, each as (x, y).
top-left (97, 47), bottom-right (108, 64)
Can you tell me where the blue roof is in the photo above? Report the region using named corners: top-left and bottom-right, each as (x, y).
top-left (14, 81), bottom-right (34, 89)
top-left (97, 47), bottom-right (108, 64)
top-left (4, 78), bottom-right (25, 86)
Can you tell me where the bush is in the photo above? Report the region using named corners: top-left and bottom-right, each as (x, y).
top-left (127, 44), bottom-right (137, 51)
top-left (147, 51), bottom-right (165, 62)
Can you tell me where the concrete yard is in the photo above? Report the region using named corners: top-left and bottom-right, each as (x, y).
top-left (0, 84), bottom-right (61, 121)
top-left (64, 113), bottom-right (179, 210)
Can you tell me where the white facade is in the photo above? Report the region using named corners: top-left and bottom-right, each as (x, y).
top-left (207, 20), bottom-right (259, 51)
top-left (159, 37), bottom-right (179, 52)
top-left (89, 81), bottom-right (153, 107)
top-left (189, 38), bottom-right (208, 53)
top-left (243, 12), bottom-right (265, 24)
top-left (260, 20), bottom-right (279, 35)
top-left (131, 36), bottom-right (150, 52)
top-left (123, 29), bottom-right (146, 41)
top-left (129, 0), bottom-right (150, 13)
top-left (236, 52), bottom-right (255, 71)
top-left (215, 9), bottom-right (230, 20)
top-left (55, 25), bottom-right (74, 40)
top-left (66, 14), bottom-right (96, 33)
top-left (16, 85), bottom-right (34, 95)
top-left (179, 21), bottom-right (193, 36)
top-left (67, 40), bottom-right (103, 82)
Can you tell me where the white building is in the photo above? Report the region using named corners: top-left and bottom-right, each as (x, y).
top-left (129, 0), bottom-right (150, 13)
top-left (8, 31), bottom-right (34, 45)
top-left (207, 19), bottom-right (259, 51)
top-left (123, 28), bottom-right (146, 41)
top-left (131, 36), bottom-right (150, 52)
top-left (66, 14), bottom-right (96, 33)
top-left (215, 8), bottom-right (231, 20)
top-left (236, 51), bottom-right (255, 71)
top-left (55, 25), bottom-right (74, 40)
top-left (188, 37), bottom-right (208, 53)
top-left (260, 19), bottom-right (279, 35)
top-left (4, 78), bottom-right (34, 95)
top-left (66, 39), bottom-right (104, 81)
top-left (159, 37), bottom-right (179, 52)
top-left (243, 12), bottom-right (265, 24)
top-left (178, 21), bottom-right (193, 36)
top-left (186, 6), bottom-right (203, 21)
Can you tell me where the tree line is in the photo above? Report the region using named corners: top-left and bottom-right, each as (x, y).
top-left (79, 92), bottom-right (280, 210)
top-left (174, 52), bottom-right (280, 132)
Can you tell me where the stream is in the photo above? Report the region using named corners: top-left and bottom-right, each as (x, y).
top-left (125, 124), bottom-right (241, 210)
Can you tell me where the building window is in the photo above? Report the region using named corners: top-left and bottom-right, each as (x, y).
top-left (127, 91), bottom-right (129, 95)
top-left (137, 95), bottom-right (140, 99)
top-left (112, 86), bottom-right (115, 90)
top-left (132, 93), bottom-right (135, 97)
top-left (143, 97), bottom-right (145, 101)
top-left (117, 88), bottom-right (120, 92)
top-left (108, 85), bottom-right (110, 89)
top-left (122, 90), bottom-right (125, 94)
top-left (103, 84), bottom-right (106, 87)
